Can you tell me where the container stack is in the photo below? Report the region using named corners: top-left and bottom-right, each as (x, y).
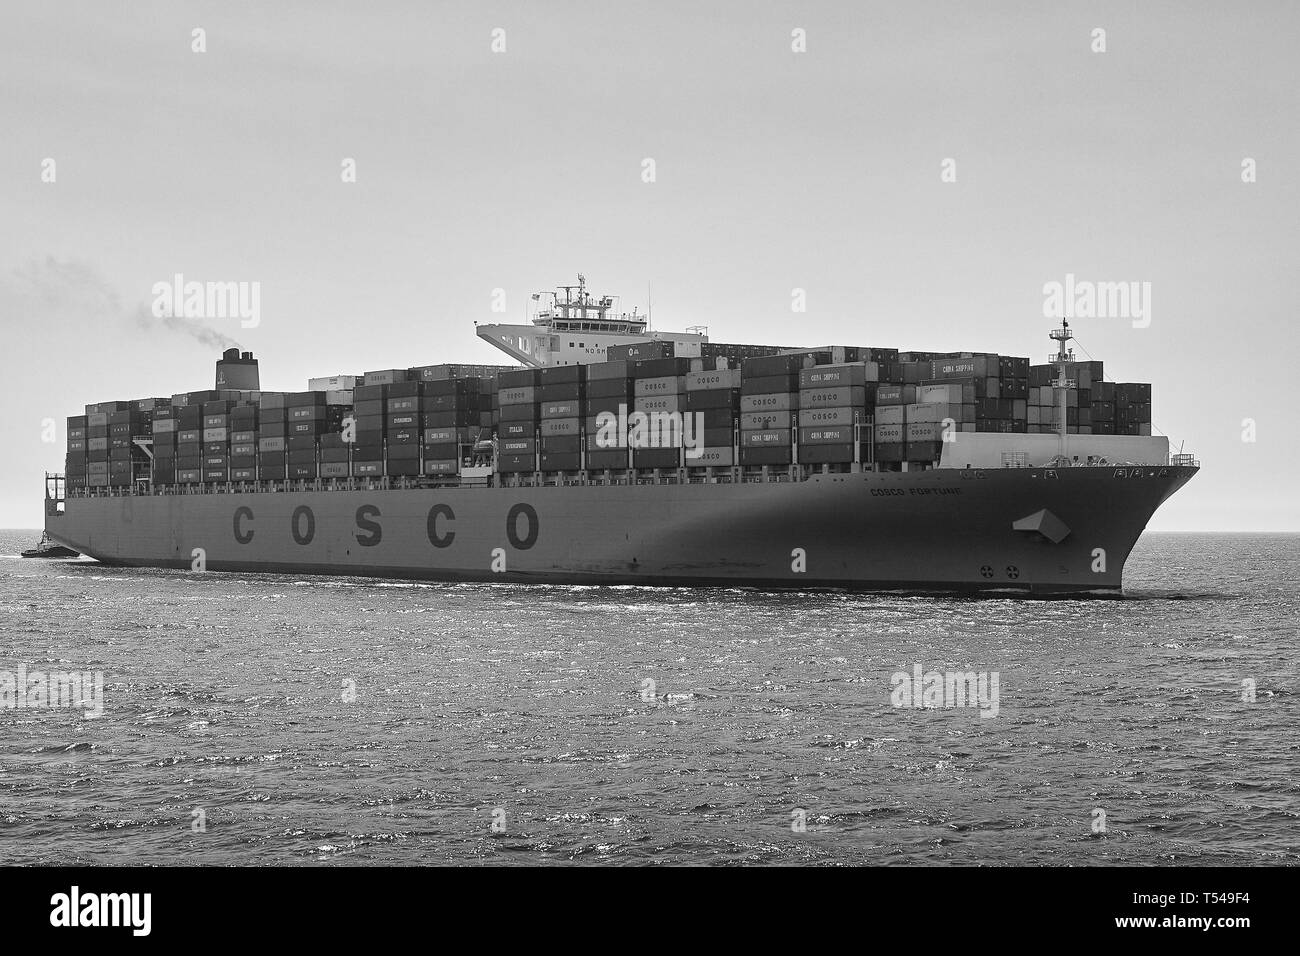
top-left (1023, 361), bottom-right (1151, 435)
top-left (151, 404), bottom-right (176, 484)
top-left (584, 360), bottom-right (633, 471)
top-left (537, 365), bottom-right (585, 473)
top-left (871, 385), bottom-right (914, 463)
top-left (107, 403), bottom-right (150, 486)
top-left (281, 393), bottom-right (319, 480)
top-left (350, 382), bottom-right (385, 478)
top-left (382, 379), bottom-right (421, 478)
top-left (65, 414), bottom-right (88, 490)
top-left (173, 398), bottom-right (203, 483)
top-left (796, 362), bottom-right (878, 466)
top-left (739, 354), bottom-right (805, 468)
top-left (496, 367), bottom-right (541, 474)
top-left (83, 402), bottom-right (124, 487)
top-left (200, 399), bottom-right (233, 483)
top-left (229, 402), bottom-right (257, 481)
top-left (630, 356), bottom-right (692, 470)
top-left (257, 393), bottom-right (288, 481)
top-left (421, 376), bottom-right (481, 476)
top-left (683, 367), bottom-right (741, 468)
top-left (1114, 383), bottom-right (1152, 436)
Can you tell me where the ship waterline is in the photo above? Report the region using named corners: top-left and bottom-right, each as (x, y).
top-left (46, 465), bottom-right (1197, 594)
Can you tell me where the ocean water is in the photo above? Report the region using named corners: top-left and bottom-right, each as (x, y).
top-left (0, 529), bottom-right (1295, 866)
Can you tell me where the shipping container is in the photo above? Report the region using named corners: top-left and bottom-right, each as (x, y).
top-left (798, 426), bottom-right (855, 445)
top-left (685, 446), bottom-right (734, 467)
top-left (384, 459), bottom-right (420, 477)
top-left (741, 373), bottom-right (799, 395)
top-left (906, 422), bottom-right (948, 442)
top-left (585, 378), bottom-right (633, 400)
top-left (874, 423), bottom-right (905, 444)
top-left (538, 417), bottom-right (580, 437)
top-left (798, 363), bottom-right (878, 389)
top-left (632, 448), bottom-right (679, 469)
top-left (686, 369), bottom-right (742, 391)
top-left (701, 426), bottom-right (735, 446)
top-left (799, 442), bottom-right (855, 464)
top-left (500, 437), bottom-right (537, 455)
top-left (685, 388), bottom-right (740, 411)
top-left (905, 402), bottom-right (961, 424)
top-left (607, 341), bottom-right (675, 362)
top-left (541, 401), bottom-right (581, 418)
top-left (874, 384), bottom-right (915, 406)
top-left (741, 410), bottom-right (794, 431)
top-left (800, 407), bottom-right (859, 427)
top-left (630, 357), bottom-right (692, 379)
top-left (742, 429), bottom-right (792, 446)
top-left (636, 395), bottom-right (682, 414)
top-left (740, 445), bottom-right (794, 466)
top-left (799, 386), bottom-right (867, 410)
top-left (905, 440), bottom-right (943, 462)
top-left (586, 448), bottom-right (630, 470)
top-left (695, 408), bottom-right (735, 430)
top-left (929, 356), bottom-right (994, 380)
top-left (308, 375), bottom-right (359, 391)
top-left (362, 369), bottom-right (410, 386)
top-left (496, 453), bottom-right (535, 473)
top-left (584, 360), bottom-right (630, 382)
top-left (537, 382), bottom-right (583, 403)
top-left (739, 392), bottom-right (798, 413)
top-left (742, 353), bottom-right (816, 378)
top-left (541, 435), bottom-right (581, 454)
top-left (633, 376), bottom-right (685, 396)
top-left (423, 427), bottom-right (470, 444)
top-left (498, 368), bottom-right (540, 389)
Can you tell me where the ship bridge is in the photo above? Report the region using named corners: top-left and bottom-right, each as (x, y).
top-left (476, 273), bottom-right (707, 367)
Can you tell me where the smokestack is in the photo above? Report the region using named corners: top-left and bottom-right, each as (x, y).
top-left (216, 348), bottom-right (260, 390)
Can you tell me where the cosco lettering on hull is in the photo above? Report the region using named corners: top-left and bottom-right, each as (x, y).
top-left (228, 504), bottom-right (540, 551)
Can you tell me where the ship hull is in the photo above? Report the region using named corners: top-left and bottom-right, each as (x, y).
top-left (45, 466), bottom-right (1196, 594)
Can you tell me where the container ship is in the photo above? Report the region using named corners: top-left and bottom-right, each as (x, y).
top-left (44, 275), bottom-right (1197, 594)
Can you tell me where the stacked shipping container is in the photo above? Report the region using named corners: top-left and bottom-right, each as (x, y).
top-left (496, 367), bottom-right (540, 474)
top-left (66, 346), bottom-right (1155, 488)
top-left (684, 367), bottom-right (740, 467)
top-left (797, 362), bottom-right (877, 466)
top-left (537, 364), bottom-right (585, 472)
top-left (739, 354), bottom-right (806, 467)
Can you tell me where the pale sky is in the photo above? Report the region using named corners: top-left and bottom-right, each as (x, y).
top-left (2, 1), bottom-right (1297, 530)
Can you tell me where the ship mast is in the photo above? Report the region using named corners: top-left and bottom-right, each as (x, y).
top-left (1049, 319), bottom-right (1076, 463)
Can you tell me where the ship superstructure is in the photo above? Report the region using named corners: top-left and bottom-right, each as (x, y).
top-left (476, 274), bottom-right (708, 367)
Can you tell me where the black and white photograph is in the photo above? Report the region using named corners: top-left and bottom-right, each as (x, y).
top-left (0, 0), bottom-right (1292, 936)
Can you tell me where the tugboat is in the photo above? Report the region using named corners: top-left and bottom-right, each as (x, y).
top-left (21, 532), bottom-right (79, 559)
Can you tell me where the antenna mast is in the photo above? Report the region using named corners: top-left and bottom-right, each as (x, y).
top-left (1049, 318), bottom-right (1076, 464)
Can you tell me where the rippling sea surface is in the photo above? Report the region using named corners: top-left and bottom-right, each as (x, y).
top-left (0, 529), bottom-right (1295, 866)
